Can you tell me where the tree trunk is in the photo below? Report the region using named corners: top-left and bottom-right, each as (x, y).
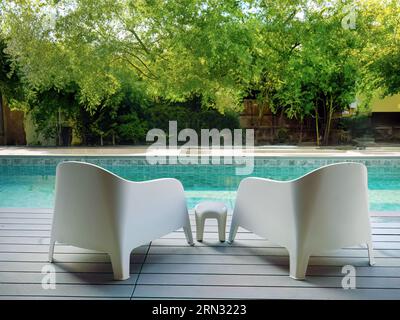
top-left (257, 100), bottom-right (268, 127)
top-left (278, 108), bottom-right (285, 127)
top-left (323, 96), bottom-right (334, 145)
top-left (315, 107), bottom-right (320, 146)
top-left (298, 118), bottom-right (303, 144)
top-left (0, 93), bottom-right (4, 137)
top-left (57, 108), bottom-right (62, 146)
top-left (257, 92), bottom-right (271, 127)
top-left (0, 94), bottom-right (6, 145)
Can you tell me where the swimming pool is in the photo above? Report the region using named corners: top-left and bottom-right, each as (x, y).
top-left (0, 156), bottom-right (399, 211)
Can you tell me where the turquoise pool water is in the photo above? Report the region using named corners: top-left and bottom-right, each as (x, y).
top-left (0, 157), bottom-right (399, 211)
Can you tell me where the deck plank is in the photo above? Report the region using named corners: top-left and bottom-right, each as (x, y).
top-left (0, 272), bottom-right (138, 284)
top-left (132, 285), bottom-right (400, 299)
top-left (0, 283), bottom-right (133, 298)
top-left (0, 261), bottom-right (141, 273)
top-left (136, 273), bottom-right (400, 288)
top-left (0, 252), bottom-right (147, 263)
top-left (1, 208), bottom-right (400, 299)
top-left (0, 244), bottom-right (149, 254)
top-left (140, 263), bottom-right (400, 277)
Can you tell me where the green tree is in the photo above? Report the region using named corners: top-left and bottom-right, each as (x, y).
top-left (0, 38), bottom-right (26, 115)
top-left (28, 85), bottom-right (80, 144)
top-left (249, 0), bottom-right (399, 145)
top-left (0, 36), bottom-right (28, 143)
top-left (2, 0), bottom-right (399, 147)
top-left (1, 0), bottom-right (257, 112)
top-left (277, 1), bottom-right (363, 145)
top-left (357, 0), bottom-right (400, 96)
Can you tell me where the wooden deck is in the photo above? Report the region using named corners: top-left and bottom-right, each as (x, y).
top-left (1, 208), bottom-right (400, 300)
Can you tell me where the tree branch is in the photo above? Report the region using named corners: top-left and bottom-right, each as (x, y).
top-left (120, 48), bottom-right (157, 79)
top-left (125, 26), bottom-right (151, 56)
top-left (120, 56), bottom-right (157, 80)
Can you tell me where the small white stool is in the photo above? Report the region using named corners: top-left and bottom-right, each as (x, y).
top-left (195, 201), bottom-right (227, 242)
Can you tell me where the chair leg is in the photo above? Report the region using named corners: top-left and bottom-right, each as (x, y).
top-left (228, 221), bottom-right (238, 244)
top-left (110, 251), bottom-right (130, 281)
top-left (367, 240), bottom-right (376, 266)
top-left (195, 214), bottom-right (205, 242)
top-left (183, 215), bottom-right (194, 246)
top-left (217, 215), bottom-right (227, 242)
top-left (289, 250), bottom-right (310, 280)
top-left (48, 239), bottom-right (55, 263)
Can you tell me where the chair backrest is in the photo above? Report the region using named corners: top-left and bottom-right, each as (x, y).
top-left (52, 161), bottom-right (189, 251)
top-left (120, 176), bottom-right (189, 245)
top-left (294, 162), bottom-right (371, 251)
top-left (233, 162), bottom-right (371, 251)
top-left (52, 161), bottom-right (122, 251)
top-left (234, 177), bottom-right (297, 247)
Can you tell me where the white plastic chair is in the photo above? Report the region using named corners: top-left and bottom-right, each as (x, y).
top-left (228, 162), bottom-right (375, 280)
top-left (49, 161), bottom-right (194, 280)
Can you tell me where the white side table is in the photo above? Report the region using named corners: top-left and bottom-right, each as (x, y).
top-left (195, 201), bottom-right (227, 242)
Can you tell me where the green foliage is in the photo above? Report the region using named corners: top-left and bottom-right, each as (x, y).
top-left (0, 0), bottom-right (399, 146)
top-left (338, 114), bottom-right (372, 138)
top-left (0, 0), bottom-right (256, 111)
top-left (275, 127), bottom-right (290, 144)
top-left (0, 38), bottom-right (26, 108)
top-left (144, 97), bottom-right (240, 135)
top-left (117, 113), bottom-right (148, 144)
top-left (29, 84), bottom-right (239, 145)
top-left (29, 86), bottom-right (80, 140)
top-left (356, 0), bottom-right (400, 96)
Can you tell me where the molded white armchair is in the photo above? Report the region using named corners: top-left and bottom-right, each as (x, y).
top-left (49, 161), bottom-right (194, 280)
top-left (228, 162), bottom-right (375, 280)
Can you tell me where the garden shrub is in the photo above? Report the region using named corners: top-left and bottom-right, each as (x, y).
top-left (29, 87), bottom-right (240, 145)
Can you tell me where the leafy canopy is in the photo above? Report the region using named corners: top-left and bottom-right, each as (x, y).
top-left (1, 0), bottom-right (399, 145)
